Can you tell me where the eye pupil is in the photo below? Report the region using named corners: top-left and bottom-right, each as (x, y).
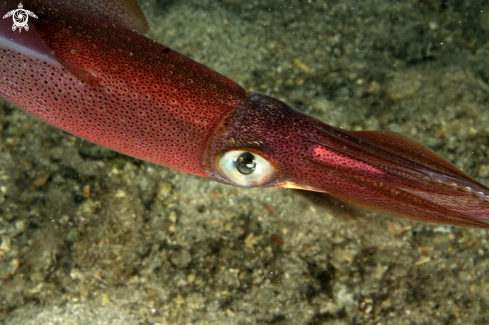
top-left (236, 152), bottom-right (256, 175)
top-left (218, 150), bottom-right (274, 186)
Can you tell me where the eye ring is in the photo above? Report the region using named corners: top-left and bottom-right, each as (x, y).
top-left (217, 150), bottom-right (275, 187)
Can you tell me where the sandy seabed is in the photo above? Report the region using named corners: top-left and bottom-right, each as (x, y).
top-left (1, 0), bottom-right (489, 324)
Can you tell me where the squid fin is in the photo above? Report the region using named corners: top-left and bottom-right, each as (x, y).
top-left (46, 0), bottom-right (149, 33)
top-left (0, 1), bottom-right (62, 67)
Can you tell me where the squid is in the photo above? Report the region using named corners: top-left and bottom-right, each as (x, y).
top-left (1, 0), bottom-right (488, 228)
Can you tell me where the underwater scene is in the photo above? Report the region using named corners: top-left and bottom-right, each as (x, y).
top-left (1, 0), bottom-right (489, 324)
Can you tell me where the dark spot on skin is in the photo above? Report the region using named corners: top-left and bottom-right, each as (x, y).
top-left (162, 48), bottom-right (170, 54)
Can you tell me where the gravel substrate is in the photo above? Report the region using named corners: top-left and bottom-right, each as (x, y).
top-left (1, 0), bottom-right (489, 324)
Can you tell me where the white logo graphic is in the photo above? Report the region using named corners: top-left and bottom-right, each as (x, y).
top-left (2, 3), bottom-right (38, 32)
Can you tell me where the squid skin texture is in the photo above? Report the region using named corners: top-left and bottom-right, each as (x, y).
top-left (207, 93), bottom-right (489, 228)
top-left (1, 0), bottom-right (489, 228)
top-left (1, 0), bottom-right (247, 177)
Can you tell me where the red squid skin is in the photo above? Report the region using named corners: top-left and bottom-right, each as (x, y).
top-left (208, 93), bottom-right (489, 228)
top-left (1, 0), bottom-right (247, 177)
top-left (1, 0), bottom-right (489, 228)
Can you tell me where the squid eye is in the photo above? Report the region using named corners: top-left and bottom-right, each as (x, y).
top-left (217, 150), bottom-right (275, 187)
top-left (236, 152), bottom-right (256, 175)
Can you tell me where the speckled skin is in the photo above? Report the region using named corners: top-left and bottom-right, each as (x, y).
top-left (207, 93), bottom-right (489, 228)
top-left (0, 0), bottom-right (246, 177)
top-left (1, 0), bottom-right (489, 227)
